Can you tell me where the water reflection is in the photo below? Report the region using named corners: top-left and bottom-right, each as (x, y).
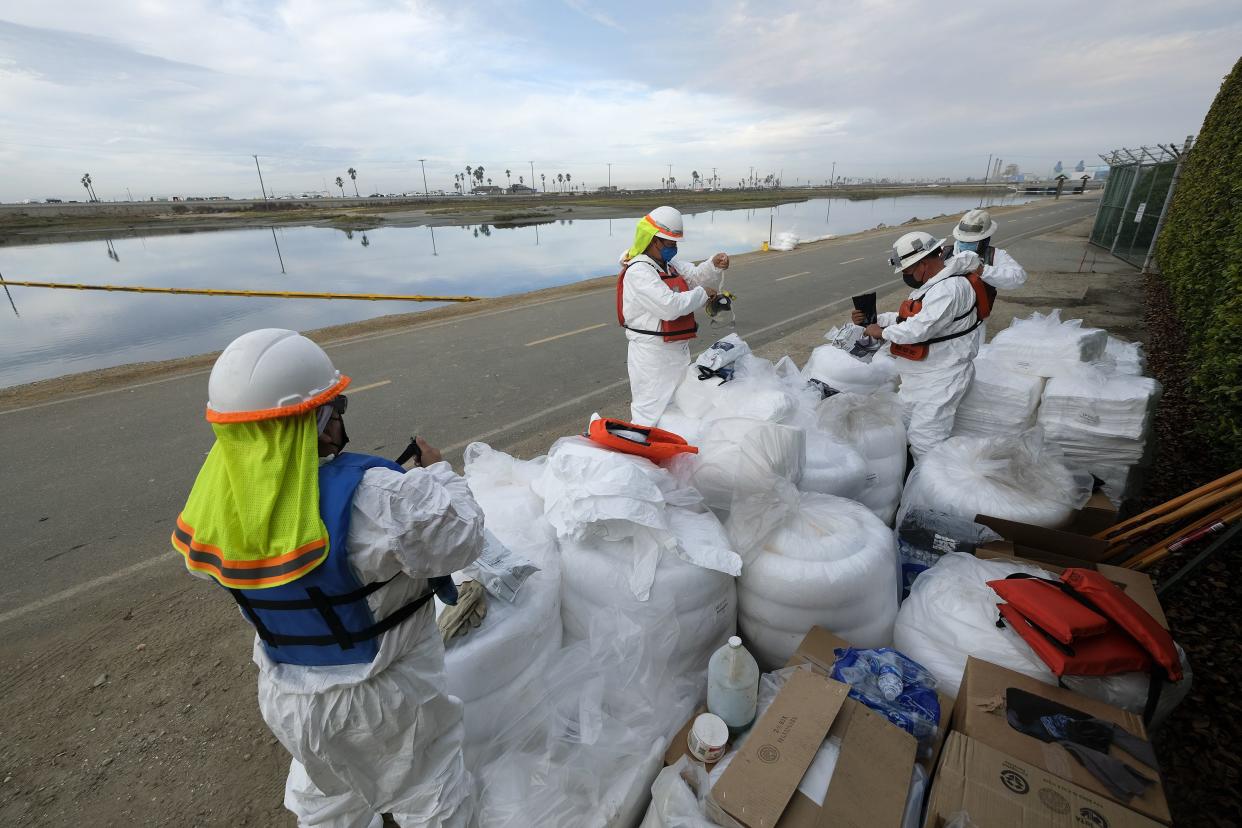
top-left (0, 193), bottom-right (1040, 388)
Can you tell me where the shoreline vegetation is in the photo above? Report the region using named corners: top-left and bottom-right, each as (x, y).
top-left (0, 184), bottom-right (1020, 246)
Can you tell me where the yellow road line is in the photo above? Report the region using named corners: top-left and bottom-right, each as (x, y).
top-left (525, 322), bottom-right (608, 347)
top-left (774, 271), bottom-right (812, 282)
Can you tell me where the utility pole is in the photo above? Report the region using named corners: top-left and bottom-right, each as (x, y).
top-left (252, 154), bottom-right (269, 205)
top-left (607, 162), bottom-right (612, 190)
top-left (528, 161), bottom-right (535, 191)
top-left (418, 158), bottom-right (429, 195)
top-left (711, 167), bottom-right (717, 189)
top-left (979, 153), bottom-right (992, 206)
top-left (830, 161), bottom-right (836, 187)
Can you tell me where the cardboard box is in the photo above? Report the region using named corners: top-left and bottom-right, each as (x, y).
top-left (925, 731), bottom-right (1165, 828)
top-left (711, 671), bottom-right (850, 828)
top-left (664, 627), bottom-right (927, 827)
top-left (974, 493), bottom-right (1118, 563)
top-left (951, 657), bottom-right (1169, 824)
top-left (973, 547), bottom-right (1168, 629)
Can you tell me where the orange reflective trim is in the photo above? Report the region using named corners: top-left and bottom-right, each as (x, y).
top-left (205, 374), bottom-right (352, 423)
top-left (174, 515), bottom-right (327, 568)
top-left (172, 516), bottom-right (329, 589)
top-left (642, 214), bottom-right (683, 239)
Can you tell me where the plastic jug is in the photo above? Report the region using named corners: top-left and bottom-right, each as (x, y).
top-left (707, 636), bottom-right (759, 733)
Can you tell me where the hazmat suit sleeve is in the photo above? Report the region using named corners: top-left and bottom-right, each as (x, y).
top-left (347, 463), bottom-right (485, 580)
top-left (673, 258), bottom-right (724, 291)
top-left (882, 277), bottom-right (975, 345)
top-left (981, 247), bottom-right (1027, 290)
top-left (877, 311), bottom-right (900, 327)
top-left (626, 260), bottom-right (709, 321)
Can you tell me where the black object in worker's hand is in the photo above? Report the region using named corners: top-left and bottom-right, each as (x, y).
top-left (852, 292), bottom-right (878, 326)
top-left (395, 436), bottom-right (423, 467)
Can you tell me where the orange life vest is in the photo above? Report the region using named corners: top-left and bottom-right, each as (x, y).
top-left (888, 271), bottom-right (994, 361)
top-left (616, 261), bottom-right (698, 343)
top-left (586, 418), bottom-right (699, 462)
top-left (992, 569), bottom-right (1183, 682)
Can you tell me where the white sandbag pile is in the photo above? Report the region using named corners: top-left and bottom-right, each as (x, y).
top-left (815, 391), bottom-right (907, 524)
top-left (1037, 372), bottom-right (1161, 471)
top-left (1105, 336), bottom-right (1146, 376)
top-left (446, 444), bottom-right (562, 758)
top-left (729, 483), bottom-right (899, 671)
top-left (769, 230), bottom-right (799, 251)
top-left (671, 351), bottom-right (812, 425)
top-left (799, 428), bottom-right (868, 498)
top-left (670, 416), bottom-right (805, 511)
top-left (986, 309), bottom-right (1108, 378)
top-left (536, 436), bottom-right (740, 683)
top-left (950, 358), bottom-right (1046, 438)
top-left (900, 431), bottom-right (1092, 530)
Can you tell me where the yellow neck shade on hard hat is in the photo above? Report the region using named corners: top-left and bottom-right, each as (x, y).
top-left (172, 412), bottom-right (328, 589)
top-left (625, 214), bottom-right (667, 262)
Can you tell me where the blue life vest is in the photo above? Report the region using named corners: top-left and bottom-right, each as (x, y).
top-left (227, 452), bottom-right (435, 667)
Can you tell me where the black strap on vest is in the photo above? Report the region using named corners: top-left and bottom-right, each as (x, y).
top-left (904, 273), bottom-right (982, 346)
top-left (229, 577), bottom-right (436, 650)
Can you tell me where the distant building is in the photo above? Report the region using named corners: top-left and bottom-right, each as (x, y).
top-left (597, 185), bottom-right (619, 193)
top-left (472, 185), bottom-right (503, 195)
top-left (506, 184), bottom-right (536, 195)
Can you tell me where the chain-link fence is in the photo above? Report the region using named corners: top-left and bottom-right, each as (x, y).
top-left (1089, 137), bottom-right (1194, 271)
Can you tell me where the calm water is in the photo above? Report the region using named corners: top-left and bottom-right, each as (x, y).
top-left (0, 193), bottom-right (1037, 388)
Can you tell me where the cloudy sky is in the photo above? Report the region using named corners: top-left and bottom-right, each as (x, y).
top-left (1, 0), bottom-right (1237, 200)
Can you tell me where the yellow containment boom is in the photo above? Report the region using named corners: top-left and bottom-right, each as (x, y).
top-left (0, 279), bottom-right (481, 303)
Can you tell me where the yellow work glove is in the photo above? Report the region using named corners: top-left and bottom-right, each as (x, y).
top-left (437, 580), bottom-right (488, 642)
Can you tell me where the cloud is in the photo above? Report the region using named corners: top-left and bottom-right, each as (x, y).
top-left (0, 0), bottom-right (1238, 199)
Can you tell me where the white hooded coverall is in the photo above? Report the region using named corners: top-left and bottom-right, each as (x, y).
top-left (976, 246), bottom-right (1027, 340)
top-left (621, 252), bottom-right (724, 425)
top-left (253, 461), bottom-right (484, 828)
top-left (879, 252), bottom-right (984, 459)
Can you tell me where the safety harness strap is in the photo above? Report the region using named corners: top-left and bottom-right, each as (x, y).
top-left (229, 581), bottom-right (436, 649)
top-left (624, 323), bottom-right (699, 338)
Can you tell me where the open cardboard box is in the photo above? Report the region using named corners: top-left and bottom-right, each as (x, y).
top-left (975, 491), bottom-right (1119, 563)
top-left (924, 730), bottom-right (1166, 828)
top-left (949, 657), bottom-right (1169, 824)
top-left (663, 627), bottom-right (946, 827)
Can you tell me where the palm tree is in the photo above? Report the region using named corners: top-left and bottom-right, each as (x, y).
top-left (691, 170), bottom-right (700, 190)
top-left (487, 178), bottom-right (492, 187)
top-left (475, 166), bottom-right (485, 190)
top-left (565, 173), bottom-right (572, 192)
top-left (347, 167), bottom-right (359, 197)
top-left (81, 172), bottom-right (98, 202)
top-left (541, 173), bottom-right (546, 192)
top-left (466, 166), bottom-right (473, 191)
top-left (505, 169), bottom-right (512, 188)
top-left (556, 173), bottom-right (563, 192)
top-left (335, 177), bottom-right (345, 197)
top-left (519, 175), bottom-right (524, 186)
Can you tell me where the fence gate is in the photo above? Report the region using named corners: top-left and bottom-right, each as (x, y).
top-left (1089, 136), bottom-right (1194, 272)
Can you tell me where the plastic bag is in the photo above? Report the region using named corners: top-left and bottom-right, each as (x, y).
top-left (669, 417), bottom-right (805, 511)
top-left (730, 482), bottom-right (899, 670)
top-left (802, 343), bottom-right (899, 397)
top-left (950, 358), bottom-right (1045, 439)
top-left (831, 647), bottom-right (940, 756)
top-left (770, 230), bottom-right (799, 251)
top-left (639, 757), bottom-right (716, 828)
top-left (815, 391), bottom-right (907, 524)
top-left (696, 333), bottom-right (751, 372)
top-left (472, 532), bottom-right (540, 602)
top-left (799, 429), bottom-right (868, 498)
top-left (986, 309), bottom-right (1108, 377)
top-left (898, 430), bottom-right (1093, 530)
top-left (897, 509), bottom-right (1003, 600)
top-left (892, 553), bottom-right (1058, 696)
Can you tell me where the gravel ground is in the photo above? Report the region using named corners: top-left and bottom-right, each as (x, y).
top-left (1140, 273), bottom-right (1241, 828)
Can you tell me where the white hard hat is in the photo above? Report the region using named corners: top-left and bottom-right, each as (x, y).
top-left (643, 205), bottom-right (684, 241)
top-left (889, 231), bottom-right (945, 273)
top-left (206, 328), bottom-right (350, 423)
top-left (952, 208), bottom-right (998, 242)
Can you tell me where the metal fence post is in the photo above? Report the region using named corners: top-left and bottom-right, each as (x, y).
top-left (1110, 161), bottom-right (1143, 256)
top-left (1142, 135), bottom-right (1195, 274)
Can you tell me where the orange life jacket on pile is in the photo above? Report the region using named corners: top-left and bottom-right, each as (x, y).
top-left (616, 261), bottom-right (699, 343)
top-left (888, 271), bottom-right (994, 361)
top-left (586, 417), bottom-right (699, 462)
top-left (991, 569), bottom-right (1183, 682)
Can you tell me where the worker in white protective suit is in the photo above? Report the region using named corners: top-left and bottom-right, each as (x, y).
top-left (853, 232), bottom-right (984, 459)
top-left (171, 328), bottom-right (482, 828)
top-left (617, 205), bottom-right (730, 425)
top-left (949, 208), bottom-right (1027, 340)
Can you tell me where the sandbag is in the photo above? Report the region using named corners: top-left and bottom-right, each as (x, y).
top-left (669, 417), bottom-right (805, 511)
top-left (815, 391), bottom-right (907, 524)
top-left (730, 484), bottom-right (899, 670)
top-left (1037, 372), bottom-right (1161, 476)
top-left (799, 428), bottom-right (868, 498)
top-left (560, 507), bottom-right (739, 680)
top-left (893, 552), bottom-right (1058, 696)
top-left (899, 431), bottom-right (1092, 530)
top-left (802, 344), bottom-right (899, 396)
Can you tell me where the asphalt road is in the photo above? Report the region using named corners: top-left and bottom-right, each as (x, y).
top-left (0, 197), bottom-right (1098, 624)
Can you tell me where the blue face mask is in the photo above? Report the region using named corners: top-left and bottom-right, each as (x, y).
top-left (954, 240), bottom-right (980, 254)
top-left (659, 244), bottom-right (678, 264)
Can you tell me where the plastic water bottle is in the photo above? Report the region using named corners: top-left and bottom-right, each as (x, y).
top-left (877, 662), bottom-right (903, 701)
top-left (708, 636), bottom-right (759, 733)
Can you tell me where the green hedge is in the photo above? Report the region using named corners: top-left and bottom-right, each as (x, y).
top-left (1156, 56), bottom-right (1242, 462)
